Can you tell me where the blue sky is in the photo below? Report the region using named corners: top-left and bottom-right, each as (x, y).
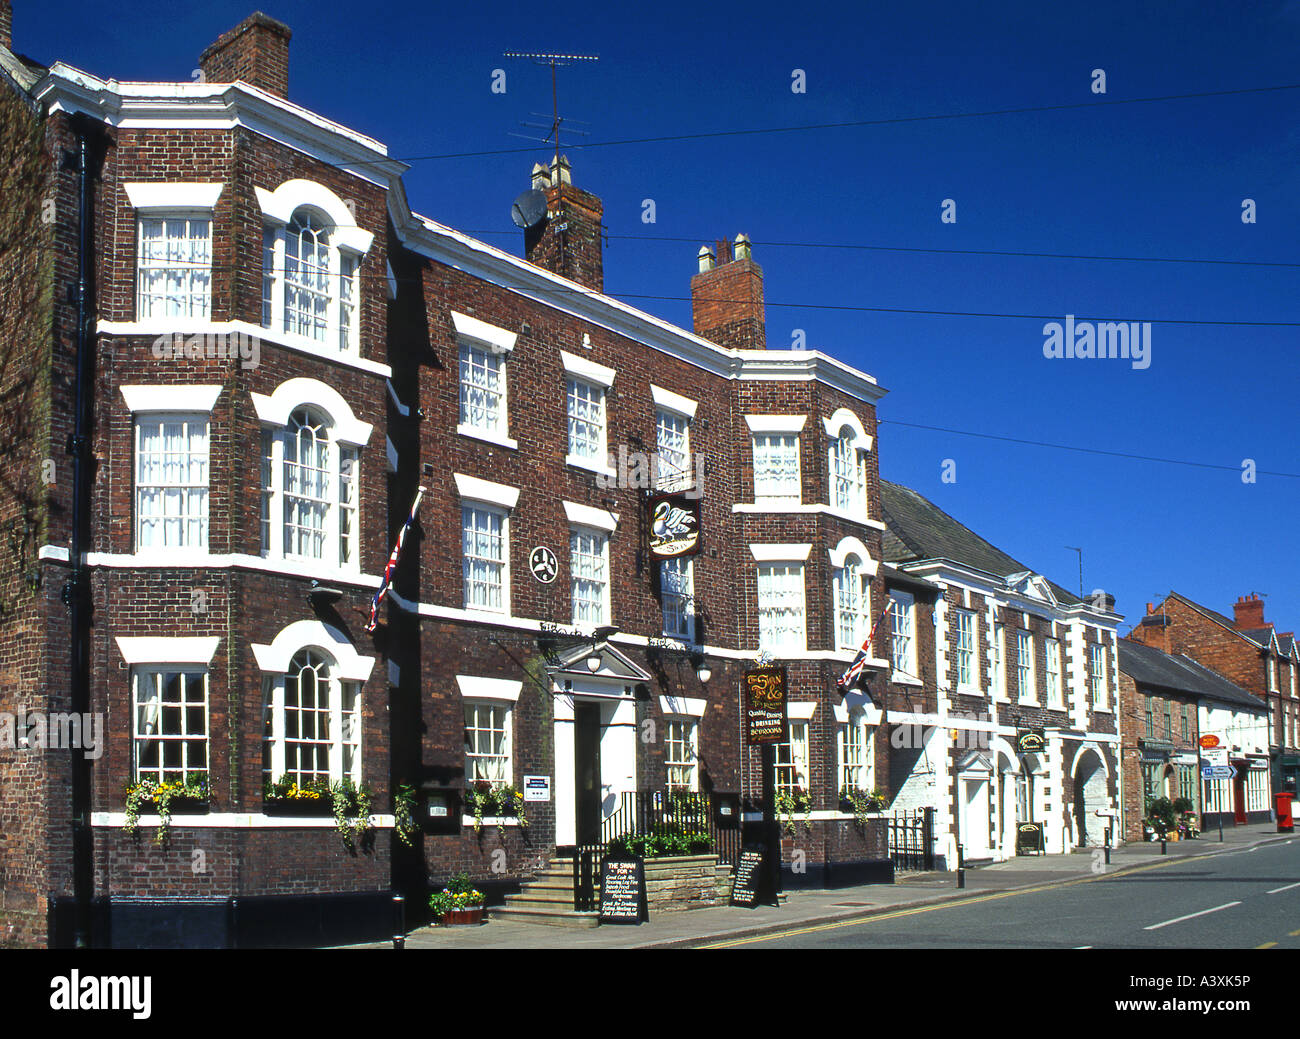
top-left (16, 0), bottom-right (1300, 633)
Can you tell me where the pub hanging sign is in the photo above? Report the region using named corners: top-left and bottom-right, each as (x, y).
top-left (648, 492), bottom-right (701, 558)
top-left (744, 666), bottom-right (788, 744)
top-left (1015, 727), bottom-right (1046, 754)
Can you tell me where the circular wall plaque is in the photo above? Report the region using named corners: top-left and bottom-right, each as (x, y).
top-left (529, 546), bottom-right (558, 584)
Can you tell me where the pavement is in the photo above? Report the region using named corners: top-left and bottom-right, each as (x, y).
top-left (348, 823), bottom-right (1295, 950)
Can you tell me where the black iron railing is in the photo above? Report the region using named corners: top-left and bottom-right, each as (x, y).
top-left (887, 807), bottom-right (936, 871)
top-left (571, 790), bottom-right (741, 910)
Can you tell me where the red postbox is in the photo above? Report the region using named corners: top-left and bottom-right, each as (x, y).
top-left (1276, 792), bottom-right (1294, 832)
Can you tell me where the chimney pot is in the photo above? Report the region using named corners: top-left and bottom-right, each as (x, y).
top-left (550, 155), bottom-right (572, 186)
top-left (697, 246), bottom-right (715, 273)
top-left (1232, 593), bottom-right (1266, 630)
top-left (734, 233), bottom-right (752, 260)
top-left (199, 12), bottom-right (293, 99)
top-left (530, 163), bottom-right (550, 191)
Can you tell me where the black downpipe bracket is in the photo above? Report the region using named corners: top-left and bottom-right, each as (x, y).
top-left (64, 114), bottom-right (102, 948)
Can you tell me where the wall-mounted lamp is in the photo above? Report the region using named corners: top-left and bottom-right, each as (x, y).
top-left (690, 652), bottom-right (712, 685)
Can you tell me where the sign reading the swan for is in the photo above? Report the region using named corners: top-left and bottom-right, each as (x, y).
top-left (743, 666), bottom-right (788, 744)
top-left (647, 492), bottom-right (701, 558)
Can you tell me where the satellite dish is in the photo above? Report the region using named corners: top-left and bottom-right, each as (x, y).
top-left (511, 189), bottom-right (548, 229)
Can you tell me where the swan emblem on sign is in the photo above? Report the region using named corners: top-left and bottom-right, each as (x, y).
top-left (652, 501), bottom-right (696, 540)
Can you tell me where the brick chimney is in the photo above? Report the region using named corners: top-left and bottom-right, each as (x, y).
top-left (523, 156), bottom-right (604, 292)
top-left (691, 234), bottom-right (766, 350)
top-left (1232, 593), bottom-right (1266, 631)
top-left (1, 1), bottom-right (12, 52)
top-left (1131, 609), bottom-right (1172, 654)
top-left (199, 12), bottom-right (292, 99)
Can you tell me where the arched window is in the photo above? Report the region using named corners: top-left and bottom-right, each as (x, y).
top-left (831, 426), bottom-right (868, 517)
top-left (258, 180), bottom-right (371, 356)
top-left (262, 648), bottom-right (362, 789)
top-left (834, 553), bottom-right (871, 651)
top-left (284, 211), bottom-right (331, 342)
top-left (255, 386), bottom-right (364, 572)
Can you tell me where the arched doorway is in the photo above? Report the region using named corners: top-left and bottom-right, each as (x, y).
top-left (1072, 747), bottom-right (1109, 847)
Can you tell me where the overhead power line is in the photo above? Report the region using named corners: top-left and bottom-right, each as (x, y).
top-left (354, 82), bottom-right (1300, 166)
top-left (880, 420), bottom-right (1300, 479)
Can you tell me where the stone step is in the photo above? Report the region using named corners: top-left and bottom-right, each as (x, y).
top-left (490, 905), bottom-right (600, 929)
top-left (504, 891), bottom-right (579, 907)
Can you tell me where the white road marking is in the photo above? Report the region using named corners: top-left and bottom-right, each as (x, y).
top-left (1074, 945), bottom-right (1093, 949)
top-left (1144, 901), bottom-right (1241, 931)
top-left (1266, 882), bottom-right (1300, 894)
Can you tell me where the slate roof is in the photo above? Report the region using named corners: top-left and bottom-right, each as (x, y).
top-left (1118, 639), bottom-right (1267, 712)
top-left (880, 480), bottom-right (1080, 604)
top-left (1238, 627), bottom-right (1274, 648)
top-left (1279, 634), bottom-right (1296, 660)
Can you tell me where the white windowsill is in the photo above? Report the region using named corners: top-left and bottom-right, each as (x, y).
top-left (566, 453), bottom-right (617, 478)
top-left (457, 423), bottom-right (518, 450)
top-left (97, 318), bottom-right (392, 378)
top-left (463, 816), bottom-right (521, 827)
top-left (92, 812), bottom-right (396, 828)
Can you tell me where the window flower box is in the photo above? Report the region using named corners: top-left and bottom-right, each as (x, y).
top-left (123, 775), bottom-right (211, 846)
top-left (263, 777), bottom-right (334, 816)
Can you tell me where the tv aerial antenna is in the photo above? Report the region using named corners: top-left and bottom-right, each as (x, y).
top-left (502, 52), bottom-right (599, 168)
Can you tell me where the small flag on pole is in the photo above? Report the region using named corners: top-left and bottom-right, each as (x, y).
top-left (366, 485), bottom-right (425, 633)
top-left (837, 601), bottom-right (893, 692)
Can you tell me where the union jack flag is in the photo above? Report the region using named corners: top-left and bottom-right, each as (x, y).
top-left (836, 601), bottom-right (894, 692)
top-left (365, 485), bottom-right (425, 633)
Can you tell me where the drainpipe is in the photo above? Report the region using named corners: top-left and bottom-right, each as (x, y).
top-left (63, 115), bottom-right (100, 947)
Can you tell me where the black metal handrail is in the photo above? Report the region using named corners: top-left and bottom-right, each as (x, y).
top-left (571, 790), bottom-right (741, 910)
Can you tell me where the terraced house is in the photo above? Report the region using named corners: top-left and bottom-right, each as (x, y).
top-left (0, 7), bottom-right (907, 945)
top-left (878, 481), bottom-right (1123, 865)
top-left (1125, 593), bottom-right (1296, 819)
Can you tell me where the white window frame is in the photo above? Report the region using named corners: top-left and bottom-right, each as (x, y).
top-left (659, 555), bottom-right (696, 642)
top-left (655, 408), bottom-right (693, 491)
top-left (1016, 630), bottom-right (1035, 704)
top-left (131, 667), bottom-right (210, 785)
top-left (136, 214), bottom-right (214, 321)
top-left (133, 412), bottom-right (211, 554)
top-left (125, 184), bottom-right (222, 325)
top-left (1090, 641), bottom-right (1108, 709)
top-left (462, 502), bottom-right (511, 615)
top-left (834, 555), bottom-right (871, 652)
top-left (757, 562), bottom-right (807, 655)
top-left (829, 426), bottom-right (868, 518)
top-left (751, 432), bottom-right (801, 504)
top-left (993, 622), bottom-right (1007, 700)
top-left (570, 526), bottom-right (611, 627)
top-left (838, 708), bottom-right (873, 794)
top-left (954, 608), bottom-right (977, 693)
top-left (890, 591), bottom-right (916, 679)
top-left (464, 699), bottom-right (513, 787)
top-left (454, 312), bottom-right (518, 449)
top-left (252, 380), bottom-right (372, 574)
top-left (562, 352), bottom-right (616, 476)
top-left (256, 180), bottom-right (373, 358)
top-left (1046, 638), bottom-right (1063, 708)
top-left (774, 720), bottom-right (810, 795)
top-left (261, 648), bottom-right (363, 789)
top-left (664, 716), bottom-right (699, 792)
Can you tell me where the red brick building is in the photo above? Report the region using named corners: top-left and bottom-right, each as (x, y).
top-left (1116, 638), bottom-right (1267, 842)
top-left (0, 8), bottom-right (899, 944)
top-left (1126, 593), bottom-right (1300, 807)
